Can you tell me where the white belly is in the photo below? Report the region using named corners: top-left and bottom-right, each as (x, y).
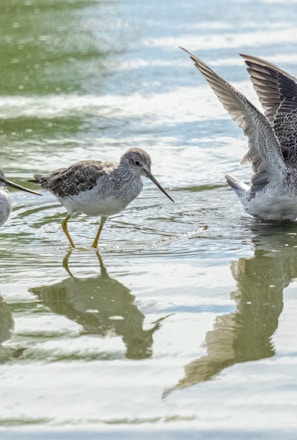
top-left (57, 182), bottom-right (142, 217)
top-left (243, 193), bottom-right (297, 221)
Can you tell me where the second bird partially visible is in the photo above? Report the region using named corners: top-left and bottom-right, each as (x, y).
top-left (182, 47), bottom-right (297, 222)
top-left (0, 171), bottom-right (40, 227)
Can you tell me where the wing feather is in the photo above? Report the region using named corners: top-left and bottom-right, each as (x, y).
top-left (240, 54), bottom-right (297, 162)
top-left (181, 48), bottom-right (287, 183)
top-left (34, 161), bottom-right (115, 197)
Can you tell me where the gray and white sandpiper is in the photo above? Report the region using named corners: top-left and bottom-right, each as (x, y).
top-left (182, 47), bottom-right (297, 221)
top-left (30, 147), bottom-right (174, 248)
top-left (0, 171), bottom-right (40, 226)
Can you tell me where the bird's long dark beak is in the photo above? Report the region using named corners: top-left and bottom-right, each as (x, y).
top-left (3, 177), bottom-right (41, 195)
top-left (148, 173), bottom-right (174, 202)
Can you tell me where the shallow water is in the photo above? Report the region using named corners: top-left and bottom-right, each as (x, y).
top-left (1, 0), bottom-right (297, 438)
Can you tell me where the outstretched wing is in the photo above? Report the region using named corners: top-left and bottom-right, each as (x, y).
top-left (241, 54), bottom-right (297, 163)
top-left (181, 48), bottom-right (287, 191)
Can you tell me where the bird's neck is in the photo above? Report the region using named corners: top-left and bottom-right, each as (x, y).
top-left (114, 165), bottom-right (143, 196)
top-left (116, 164), bottom-right (140, 182)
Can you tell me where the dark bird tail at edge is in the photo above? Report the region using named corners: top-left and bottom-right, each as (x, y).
top-left (27, 174), bottom-right (49, 189)
top-left (28, 174), bottom-right (42, 184)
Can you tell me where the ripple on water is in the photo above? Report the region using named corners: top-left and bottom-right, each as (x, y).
top-left (1, 0), bottom-right (297, 434)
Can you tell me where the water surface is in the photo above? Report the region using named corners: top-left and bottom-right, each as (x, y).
top-left (1, 0), bottom-right (297, 438)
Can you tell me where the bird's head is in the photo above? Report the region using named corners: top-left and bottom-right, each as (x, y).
top-left (120, 148), bottom-right (174, 202)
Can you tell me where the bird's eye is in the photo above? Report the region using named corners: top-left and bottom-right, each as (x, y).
top-left (134, 160), bottom-right (141, 166)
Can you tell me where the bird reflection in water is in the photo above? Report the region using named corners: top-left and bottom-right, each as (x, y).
top-left (31, 250), bottom-right (161, 360)
top-left (0, 295), bottom-right (22, 362)
top-left (164, 224), bottom-right (297, 397)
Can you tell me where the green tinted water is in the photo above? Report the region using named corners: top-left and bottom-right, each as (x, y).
top-left (1, 0), bottom-right (297, 438)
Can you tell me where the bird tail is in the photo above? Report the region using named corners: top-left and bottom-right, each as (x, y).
top-left (27, 174), bottom-right (43, 184)
top-left (225, 174), bottom-right (249, 196)
top-left (27, 174), bottom-right (49, 189)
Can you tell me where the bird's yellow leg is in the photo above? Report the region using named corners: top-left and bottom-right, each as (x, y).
top-left (62, 215), bottom-right (76, 248)
top-left (92, 217), bottom-right (107, 248)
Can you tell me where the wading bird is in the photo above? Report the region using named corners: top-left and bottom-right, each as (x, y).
top-left (182, 48), bottom-right (297, 221)
top-left (30, 148), bottom-right (174, 248)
